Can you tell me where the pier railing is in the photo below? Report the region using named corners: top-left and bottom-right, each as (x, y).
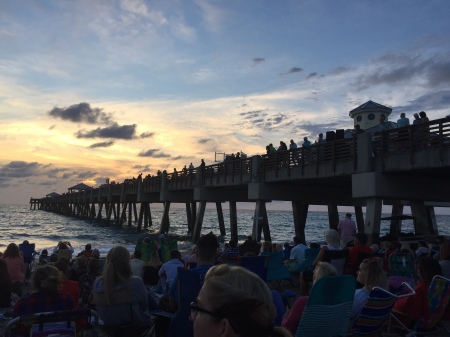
top-left (372, 117), bottom-right (450, 164)
top-left (261, 136), bottom-right (357, 178)
top-left (32, 118), bottom-right (450, 207)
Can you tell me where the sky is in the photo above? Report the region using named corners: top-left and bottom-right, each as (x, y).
top-left (1, 0), bottom-right (450, 207)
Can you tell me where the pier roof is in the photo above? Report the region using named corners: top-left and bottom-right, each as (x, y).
top-left (68, 182), bottom-right (92, 192)
top-left (349, 100), bottom-right (392, 117)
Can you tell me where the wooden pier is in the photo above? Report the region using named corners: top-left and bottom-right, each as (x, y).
top-left (31, 118), bottom-right (450, 244)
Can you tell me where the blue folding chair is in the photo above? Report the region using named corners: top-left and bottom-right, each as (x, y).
top-left (266, 252), bottom-right (292, 287)
top-left (237, 255), bottom-right (269, 281)
top-left (295, 275), bottom-right (356, 337)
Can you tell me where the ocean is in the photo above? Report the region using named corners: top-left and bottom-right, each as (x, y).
top-left (1, 204), bottom-right (450, 256)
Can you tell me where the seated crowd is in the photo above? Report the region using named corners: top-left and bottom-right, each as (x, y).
top-left (1, 231), bottom-right (450, 337)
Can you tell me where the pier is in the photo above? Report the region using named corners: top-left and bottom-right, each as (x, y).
top-left (31, 117), bottom-right (450, 245)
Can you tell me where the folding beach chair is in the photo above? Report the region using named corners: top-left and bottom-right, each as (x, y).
top-left (151, 267), bottom-right (204, 337)
top-left (3, 308), bottom-right (99, 337)
top-left (297, 248), bottom-right (320, 274)
top-left (18, 242), bottom-right (36, 278)
top-left (266, 252), bottom-right (292, 289)
top-left (389, 275), bottom-right (450, 336)
top-left (92, 287), bottom-right (155, 337)
top-left (237, 255), bottom-right (269, 281)
top-left (295, 275), bottom-right (356, 337)
top-left (352, 282), bottom-right (415, 337)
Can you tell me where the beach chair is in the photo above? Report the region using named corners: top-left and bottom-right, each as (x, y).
top-left (297, 248), bottom-right (320, 274)
top-left (266, 252), bottom-right (292, 289)
top-left (18, 242), bottom-right (36, 278)
top-left (295, 275), bottom-right (356, 337)
top-left (151, 267), bottom-right (204, 337)
top-left (3, 308), bottom-right (99, 337)
top-left (389, 275), bottom-right (450, 336)
top-left (271, 290), bottom-right (285, 327)
top-left (92, 287), bottom-right (155, 337)
top-left (352, 282), bottom-right (415, 337)
top-left (167, 267), bottom-right (204, 337)
top-left (237, 255), bottom-right (269, 281)
top-left (323, 249), bottom-right (349, 275)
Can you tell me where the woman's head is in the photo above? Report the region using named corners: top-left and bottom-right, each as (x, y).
top-left (324, 229), bottom-right (340, 248)
top-left (101, 246), bottom-right (132, 303)
top-left (32, 265), bottom-right (63, 292)
top-left (313, 262), bottom-right (337, 283)
top-left (417, 256), bottom-right (442, 283)
top-left (3, 243), bottom-right (20, 258)
top-left (192, 264), bottom-right (290, 337)
top-left (357, 258), bottom-right (388, 290)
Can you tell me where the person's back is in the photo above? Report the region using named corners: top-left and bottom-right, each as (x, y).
top-left (13, 265), bottom-right (73, 317)
top-left (92, 246), bottom-right (152, 327)
top-left (338, 213), bottom-right (357, 247)
top-left (130, 250), bottom-right (145, 278)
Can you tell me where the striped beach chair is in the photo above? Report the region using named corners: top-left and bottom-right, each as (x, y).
top-left (295, 275), bottom-right (356, 337)
top-left (352, 282), bottom-right (415, 337)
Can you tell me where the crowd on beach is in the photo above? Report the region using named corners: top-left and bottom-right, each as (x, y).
top-left (2, 212), bottom-right (450, 336)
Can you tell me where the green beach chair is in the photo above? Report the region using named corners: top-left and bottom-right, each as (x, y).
top-left (295, 275), bottom-right (356, 337)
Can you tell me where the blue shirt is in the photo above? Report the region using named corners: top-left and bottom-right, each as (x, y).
top-left (302, 140), bottom-right (311, 147)
top-left (397, 117), bottom-right (410, 127)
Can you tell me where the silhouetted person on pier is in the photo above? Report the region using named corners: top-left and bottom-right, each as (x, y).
top-left (189, 163), bottom-right (194, 170)
top-left (200, 159), bottom-right (205, 167)
top-left (396, 113), bottom-right (410, 127)
top-left (235, 152), bottom-right (241, 160)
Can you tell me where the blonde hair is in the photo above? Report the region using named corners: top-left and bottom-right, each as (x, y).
top-left (314, 261), bottom-right (338, 282)
top-left (100, 246), bottom-right (132, 304)
top-left (324, 229), bottom-right (340, 248)
top-left (361, 258), bottom-right (388, 290)
top-left (203, 264), bottom-right (291, 337)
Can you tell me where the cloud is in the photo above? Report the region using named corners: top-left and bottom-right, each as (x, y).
top-left (140, 132), bottom-right (155, 138)
top-left (198, 138), bottom-right (211, 144)
top-left (252, 58), bottom-right (265, 66)
top-left (306, 72), bottom-right (318, 80)
top-left (289, 67), bottom-right (303, 74)
top-left (76, 171), bottom-right (97, 179)
top-left (48, 102), bottom-right (113, 125)
top-left (351, 53), bottom-right (450, 91)
top-left (394, 90), bottom-right (450, 114)
top-left (89, 141), bottom-right (115, 148)
top-left (133, 164), bottom-right (151, 171)
top-left (0, 161), bottom-right (71, 187)
top-left (138, 149), bottom-right (171, 158)
top-left (76, 123), bottom-right (137, 139)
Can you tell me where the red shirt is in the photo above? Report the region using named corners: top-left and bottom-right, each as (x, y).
top-left (346, 245), bottom-right (373, 275)
top-left (62, 279), bottom-right (80, 309)
top-left (393, 281), bottom-right (429, 327)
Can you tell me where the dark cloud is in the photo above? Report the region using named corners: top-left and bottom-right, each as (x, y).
top-left (140, 132), bottom-right (155, 139)
top-left (48, 102), bottom-right (113, 125)
top-left (171, 155), bottom-right (191, 160)
top-left (306, 72), bottom-right (318, 80)
top-left (198, 138), bottom-right (211, 144)
top-left (133, 164), bottom-right (151, 171)
top-left (352, 53), bottom-right (450, 91)
top-left (49, 124), bottom-right (56, 130)
top-left (89, 141), bottom-right (115, 148)
top-left (252, 58), bottom-right (265, 66)
top-left (288, 67), bottom-right (303, 74)
top-left (393, 90), bottom-right (450, 114)
top-left (329, 66), bottom-right (352, 76)
top-left (0, 161), bottom-right (72, 188)
top-left (77, 171), bottom-right (97, 179)
top-left (138, 149), bottom-right (171, 158)
top-left (76, 123), bottom-right (137, 140)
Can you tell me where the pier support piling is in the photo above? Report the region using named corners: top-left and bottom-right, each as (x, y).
top-left (292, 201), bottom-right (308, 245)
top-left (216, 202), bottom-right (226, 236)
top-left (229, 201), bottom-right (238, 243)
top-left (192, 201), bottom-right (206, 243)
top-left (364, 198), bottom-right (382, 245)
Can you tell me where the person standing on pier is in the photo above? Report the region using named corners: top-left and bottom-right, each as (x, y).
top-left (337, 213), bottom-right (357, 247)
top-left (396, 113), bottom-right (410, 127)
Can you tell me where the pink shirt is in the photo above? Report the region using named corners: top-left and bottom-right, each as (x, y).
top-left (3, 256), bottom-right (24, 283)
top-left (281, 296), bottom-right (308, 335)
top-left (338, 218), bottom-right (357, 239)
